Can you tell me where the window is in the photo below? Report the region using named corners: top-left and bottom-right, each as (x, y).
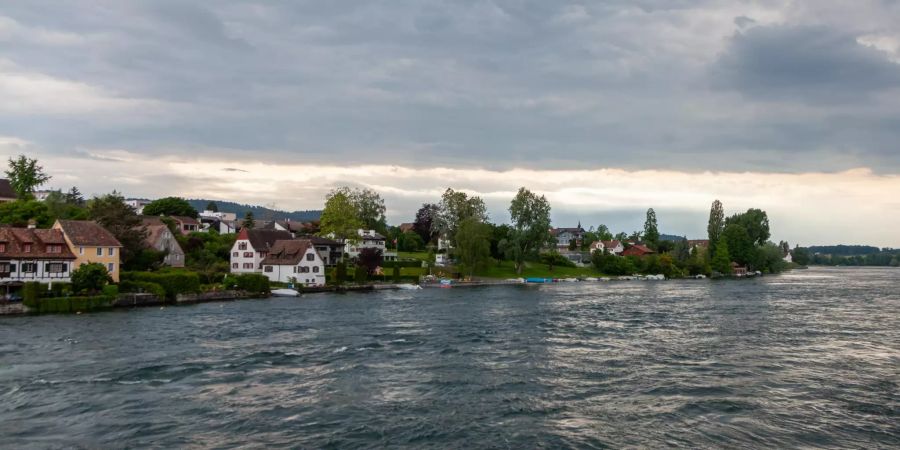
top-left (243, 263), bottom-right (253, 269)
top-left (23, 244), bottom-right (32, 253)
top-left (300, 266), bottom-right (310, 273)
top-left (264, 266), bottom-right (273, 273)
top-left (22, 263), bottom-right (36, 273)
top-left (306, 253), bottom-right (315, 261)
top-left (97, 248), bottom-right (103, 256)
top-left (0, 243), bottom-right (6, 252)
top-left (312, 266), bottom-right (319, 273)
top-left (232, 252), bottom-right (239, 257)
top-left (232, 263), bottom-right (238, 269)
top-left (109, 248), bottom-right (116, 256)
top-left (107, 263), bottom-right (115, 273)
top-left (79, 247), bottom-right (84, 255)
top-left (243, 252), bottom-right (253, 258)
top-left (47, 263), bottom-right (66, 273)
top-left (238, 242), bottom-right (248, 250)
top-left (0, 262), bottom-right (9, 274)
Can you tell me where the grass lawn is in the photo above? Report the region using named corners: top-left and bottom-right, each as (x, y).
top-left (397, 251), bottom-right (431, 262)
top-left (474, 260), bottom-right (601, 279)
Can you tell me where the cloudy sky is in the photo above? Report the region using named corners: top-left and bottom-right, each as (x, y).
top-left (2, 1), bottom-right (899, 246)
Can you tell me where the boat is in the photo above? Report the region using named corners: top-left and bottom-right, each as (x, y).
top-left (525, 278), bottom-right (551, 284)
top-left (397, 284), bottom-right (422, 290)
top-left (561, 278), bottom-right (579, 282)
top-left (271, 288), bottom-right (299, 297)
top-left (583, 277), bottom-right (598, 282)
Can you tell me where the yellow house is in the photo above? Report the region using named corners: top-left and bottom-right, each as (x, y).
top-left (53, 220), bottom-right (123, 282)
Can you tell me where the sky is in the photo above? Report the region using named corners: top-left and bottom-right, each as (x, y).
top-left (1, 1), bottom-right (899, 246)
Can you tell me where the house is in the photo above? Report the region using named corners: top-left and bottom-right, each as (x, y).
top-left (229, 228), bottom-right (293, 273)
top-left (551, 223), bottom-right (585, 250)
top-left (344, 229), bottom-right (397, 261)
top-left (621, 244), bottom-right (655, 257)
top-left (0, 179), bottom-right (17, 203)
top-left (52, 220), bottom-right (123, 282)
top-left (0, 225), bottom-right (76, 287)
top-left (32, 189), bottom-right (57, 201)
top-left (199, 210), bottom-right (237, 233)
top-left (260, 239), bottom-right (326, 286)
top-left (399, 223), bottom-right (415, 233)
top-left (783, 251), bottom-right (793, 263)
top-left (590, 240), bottom-right (624, 255)
top-left (171, 216), bottom-right (201, 235)
top-left (300, 235), bottom-right (344, 266)
top-left (144, 224), bottom-right (185, 267)
top-left (199, 210), bottom-right (237, 223)
top-left (731, 262), bottom-right (749, 277)
top-left (125, 199), bottom-right (152, 215)
top-left (687, 240), bottom-right (710, 251)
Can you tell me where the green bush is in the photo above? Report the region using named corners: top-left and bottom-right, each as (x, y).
top-left (22, 282), bottom-right (42, 306)
top-left (353, 266), bottom-right (367, 284)
top-left (119, 280), bottom-right (167, 299)
top-left (31, 295), bottom-right (113, 314)
top-left (392, 265), bottom-right (401, 283)
top-left (72, 263), bottom-right (113, 294)
top-left (122, 271), bottom-right (201, 300)
top-left (381, 261), bottom-right (424, 268)
top-left (222, 273), bottom-right (270, 294)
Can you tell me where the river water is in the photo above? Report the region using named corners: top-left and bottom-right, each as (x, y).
top-left (1, 267), bottom-right (898, 448)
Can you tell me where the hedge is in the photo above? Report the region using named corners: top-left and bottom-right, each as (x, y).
top-left (121, 271), bottom-right (201, 300)
top-left (381, 261), bottom-right (425, 269)
top-left (368, 275), bottom-right (421, 284)
top-left (222, 273), bottom-right (270, 294)
top-left (27, 295), bottom-right (114, 314)
top-left (119, 280), bottom-right (167, 299)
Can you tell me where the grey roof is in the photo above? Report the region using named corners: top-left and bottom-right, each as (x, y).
top-left (0, 179), bottom-right (16, 199)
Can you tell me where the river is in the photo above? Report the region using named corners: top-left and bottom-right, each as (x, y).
top-left (1, 267), bottom-right (898, 448)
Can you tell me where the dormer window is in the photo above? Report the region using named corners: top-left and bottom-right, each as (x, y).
top-left (238, 242), bottom-right (248, 250)
top-left (23, 243), bottom-right (32, 253)
top-left (47, 244), bottom-right (62, 254)
top-left (0, 243), bottom-right (6, 252)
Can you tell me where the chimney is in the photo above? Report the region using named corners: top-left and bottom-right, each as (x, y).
top-left (27, 219), bottom-right (36, 229)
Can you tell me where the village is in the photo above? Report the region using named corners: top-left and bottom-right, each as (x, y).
top-left (0, 155), bottom-right (799, 314)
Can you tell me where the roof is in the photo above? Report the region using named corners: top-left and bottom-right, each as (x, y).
top-left (622, 244), bottom-right (655, 256)
top-left (551, 227), bottom-right (585, 236)
top-left (171, 216), bottom-right (200, 225)
top-left (261, 239), bottom-right (319, 265)
top-left (240, 228), bottom-right (293, 251)
top-left (0, 179), bottom-right (15, 199)
top-left (144, 224), bottom-right (173, 247)
top-left (687, 239), bottom-right (710, 248)
top-left (399, 223), bottom-right (415, 233)
top-left (55, 220), bottom-right (122, 247)
top-left (301, 235), bottom-right (343, 247)
top-left (0, 227), bottom-right (76, 259)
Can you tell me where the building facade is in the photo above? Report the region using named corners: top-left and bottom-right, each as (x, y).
top-left (229, 228), bottom-right (293, 273)
top-left (52, 220), bottom-right (123, 282)
top-left (260, 239), bottom-right (326, 286)
top-left (0, 226), bottom-right (76, 286)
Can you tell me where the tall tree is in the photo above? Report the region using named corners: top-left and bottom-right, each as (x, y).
top-left (357, 248), bottom-right (384, 275)
top-left (65, 187), bottom-right (84, 206)
top-left (318, 190), bottom-right (363, 241)
top-left (722, 223), bottom-right (754, 266)
top-left (505, 188), bottom-right (552, 274)
top-left (643, 208), bottom-right (660, 250)
top-left (348, 188), bottom-right (387, 232)
top-left (595, 224), bottom-right (613, 241)
top-left (707, 199), bottom-right (725, 255)
top-left (142, 197), bottom-right (199, 218)
top-left (726, 209), bottom-right (770, 246)
top-left (44, 191), bottom-right (89, 221)
top-left (711, 240), bottom-right (733, 275)
top-left (454, 217), bottom-right (491, 278)
top-left (5, 155), bottom-right (51, 199)
top-left (88, 192), bottom-right (147, 268)
top-left (413, 203), bottom-right (440, 244)
top-left (206, 201), bottom-right (219, 212)
top-left (434, 188), bottom-right (488, 246)
top-left (0, 200), bottom-right (53, 227)
top-left (242, 211), bottom-right (256, 230)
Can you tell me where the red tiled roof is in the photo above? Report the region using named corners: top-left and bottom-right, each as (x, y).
top-left (55, 220), bottom-right (122, 247)
top-left (622, 244), bottom-right (655, 256)
top-left (0, 227), bottom-right (76, 259)
top-left (261, 239), bottom-right (319, 265)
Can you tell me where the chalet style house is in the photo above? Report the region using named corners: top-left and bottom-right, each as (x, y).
top-left (260, 239), bottom-right (326, 286)
top-left (0, 224), bottom-right (76, 286)
top-left (144, 224), bottom-right (185, 267)
top-left (551, 223), bottom-right (585, 250)
top-left (229, 228), bottom-right (293, 273)
top-left (590, 240), bottom-right (625, 256)
top-left (52, 220), bottom-right (123, 282)
top-left (301, 235), bottom-right (344, 266)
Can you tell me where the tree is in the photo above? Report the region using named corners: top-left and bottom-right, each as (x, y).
top-left (707, 199), bottom-right (725, 255)
top-left (643, 208), bottom-right (660, 250)
top-left (614, 232), bottom-right (628, 242)
top-left (242, 211), bottom-right (256, 230)
top-left (505, 187), bottom-right (552, 275)
top-left (88, 192), bottom-right (147, 269)
top-left (413, 203), bottom-right (440, 244)
top-left (65, 187), bottom-right (85, 206)
top-left (711, 240), bottom-right (733, 275)
top-left (206, 201), bottom-right (219, 212)
top-left (357, 248), bottom-right (384, 275)
top-left (0, 200), bottom-right (53, 227)
top-left (348, 188), bottom-right (387, 232)
top-left (5, 155), bottom-right (51, 199)
top-left (726, 209), bottom-right (770, 246)
top-left (397, 231), bottom-right (425, 252)
top-left (454, 217), bottom-right (491, 278)
top-left (595, 224), bottom-right (613, 241)
top-left (792, 246), bottom-right (810, 266)
top-left (71, 262), bottom-right (113, 294)
top-left (334, 261), bottom-right (347, 285)
top-left (44, 191), bottom-right (88, 221)
top-left (433, 188), bottom-right (488, 246)
top-left (722, 223), bottom-right (754, 266)
top-left (318, 190), bottom-right (362, 240)
top-left (142, 197), bottom-right (198, 218)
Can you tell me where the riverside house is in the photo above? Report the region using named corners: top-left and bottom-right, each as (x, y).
top-left (144, 224), bottom-right (186, 268)
top-left (0, 225), bottom-right (76, 288)
top-left (52, 220), bottom-right (123, 282)
top-left (230, 228), bottom-right (293, 274)
top-left (551, 223), bottom-right (585, 250)
top-left (590, 240), bottom-right (625, 256)
top-left (621, 244), bottom-right (655, 257)
top-left (343, 229), bottom-right (397, 261)
top-left (260, 239), bottom-right (326, 286)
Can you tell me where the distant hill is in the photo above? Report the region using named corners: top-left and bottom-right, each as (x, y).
top-left (807, 245), bottom-right (886, 256)
top-left (188, 199), bottom-right (321, 222)
top-left (660, 233), bottom-right (689, 242)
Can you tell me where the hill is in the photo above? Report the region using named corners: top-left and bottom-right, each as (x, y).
top-left (188, 199), bottom-right (321, 222)
top-left (807, 245), bottom-right (885, 256)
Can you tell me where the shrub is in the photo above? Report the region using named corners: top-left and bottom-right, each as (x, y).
top-left (380, 261), bottom-right (424, 268)
top-left (354, 265), bottom-right (367, 284)
top-left (72, 263), bottom-right (113, 294)
top-left (30, 295), bottom-right (113, 314)
top-left (334, 261), bottom-right (347, 286)
top-left (22, 282), bottom-right (42, 306)
top-left (119, 280), bottom-right (166, 299)
top-left (540, 252), bottom-right (577, 269)
top-left (234, 273), bottom-right (270, 294)
top-left (122, 271), bottom-right (201, 300)
top-left (392, 265), bottom-right (401, 283)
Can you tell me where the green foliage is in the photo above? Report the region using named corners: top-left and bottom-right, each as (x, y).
top-left (44, 191), bottom-right (89, 221)
top-left (205, 201), bottom-right (218, 212)
top-left (242, 211), bottom-right (255, 229)
top-left (454, 217), bottom-right (492, 277)
top-left (357, 248), bottom-right (384, 275)
top-left (29, 296), bottom-right (113, 314)
top-left (435, 188), bottom-right (488, 246)
top-left (122, 271), bottom-right (201, 300)
top-left (335, 261), bottom-right (347, 285)
top-left (126, 248), bottom-right (167, 272)
top-left (643, 208), bottom-right (660, 251)
top-left (707, 199), bottom-right (725, 255)
top-left (177, 231), bottom-right (235, 283)
top-left (22, 282), bottom-right (42, 305)
top-left (792, 247), bottom-right (811, 265)
top-left (725, 208), bottom-right (770, 246)
top-left (353, 265), bottom-right (367, 283)
top-left (711, 240), bottom-right (733, 275)
top-left (222, 273), bottom-right (270, 294)
top-left (6, 155), bottom-right (51, 199)
top-left (88, 192), bottom-right (147, 268)
top-left (755, 242), bottom-right (788, 274)
top-left (142, 197), bottom-right (198, 218)
top-left (540, 251), bottom-right (577, 270)
top-left (722, 223), bottom-right (754, 266)
top-left (413, 203), bottom-right (440, 244)
top-left (381, 260), bottom-right (424, 268)
top-left (0, 200), bottom-right (53, 227)
top-left (685, 247), bottom-right (711, 276)
top-left (397, 231), bottom-right (425, 252)
top-left (319, 190), bottom-right (363, 240)
top-left (392, 265), bottom-right (401, 282)
top-left (71, 263), bottom-right (113, 294)
top-left (506, 187), bottom-right (553, 274)
top-left (591, 252), bottom-right (637, 275)
top-left (119, 280), bottom-right (166, 298)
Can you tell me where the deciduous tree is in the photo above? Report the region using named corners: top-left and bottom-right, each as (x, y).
top-left (5, 155), bottom-right (50, 199)
top-left (88, 192), bottom-right (147, 268)
top-left (505, 187), bottom-right (552, 275)
top-left (142, 197), bottom-right (198, 218)
top-left (454, 217), bottom-right (491, 278)
top-left (707, 199), bottom-right (725, 255)
top-left (318, 190), bottom-right (362, 240)
top-left (643, 208), bottom-right (660, 250)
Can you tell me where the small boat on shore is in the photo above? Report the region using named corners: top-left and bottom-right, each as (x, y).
top-left (271, 289), bottom-right (300, 297)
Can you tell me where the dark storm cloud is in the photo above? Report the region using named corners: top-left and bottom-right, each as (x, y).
top-left (1, 0), bottom-right (899, 172)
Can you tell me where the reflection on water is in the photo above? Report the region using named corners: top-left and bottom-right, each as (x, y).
top-left (1, 267), bottom-right (898, 448)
